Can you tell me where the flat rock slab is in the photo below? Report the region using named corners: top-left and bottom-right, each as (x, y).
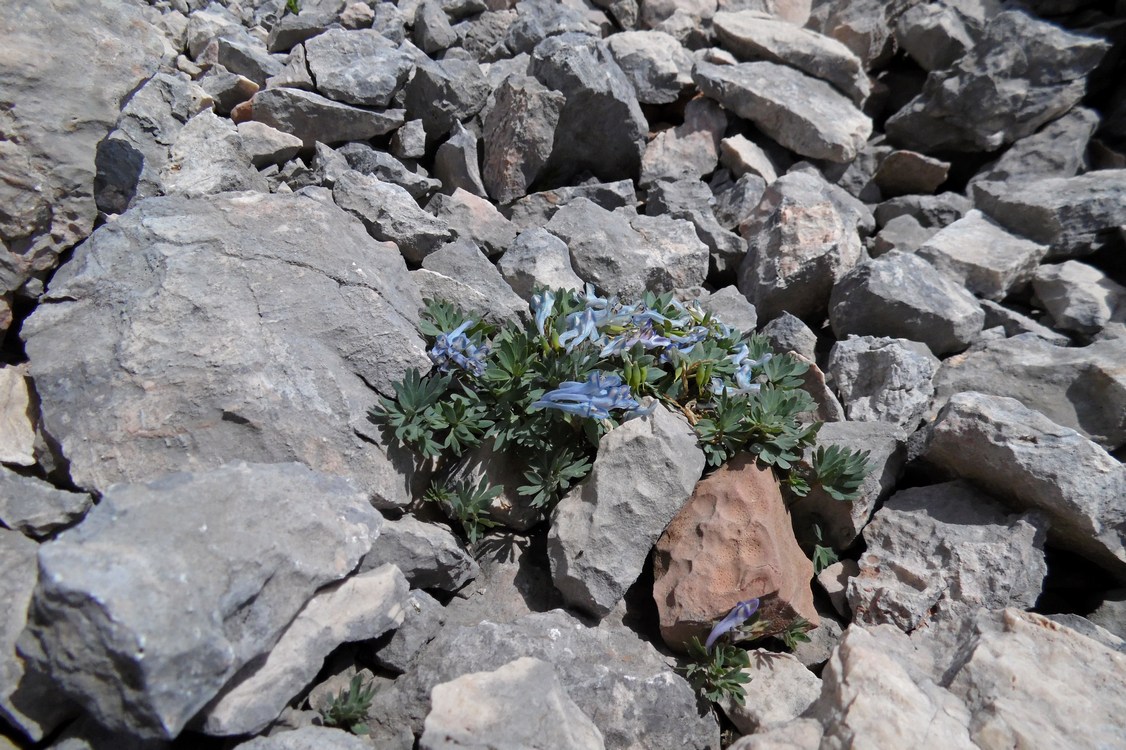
top-left (22, 192), bottom-right (429, 506)
top-left (0, 468), bottom-right (92, 540)
top-left (235, 727), bottom-right (371, 750)
top-left (304, 28), bottom-right (414, 107)
top-left (693, 60), bottom-right (871, 163)
top-left (245, 87), bottom-right (405, 147)
top-left (17, 462), bottom-right (382, 739)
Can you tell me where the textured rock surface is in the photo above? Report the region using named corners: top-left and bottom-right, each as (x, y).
top-left (162, 110), bottom-right (268, 198)
top-left (420, 657), bottom-right (605, 750)
top-left (970, 107), bottom-right (1100, 187)
top-left (640, 97), bottom-right (726, 186)
top-left (427, 189), bottom-right (518, 259)
top-left (1032, 260), bottom-right (1125, 335)
top-left (482, 75), bottom-right (565, 204)
top-left (0, 468), bottom-right (92, 540)
top-left (304, 28), bottom-right (414, 107)
top-left (718, 651), bottom-right (821, 735)
top-left (850, 481), bottom-right (1048, 631)
top-left (359, 515), bottom-right (479, 592)
top-left (827, 335), bottom-right (940, 428)
top-left (235, 727), bottom-right (371, 750)
top-left (246, 87), bottom-right (405, 147)
top-left (416, 239), bottom-right (527, 324)
top-left (653, 455), bottom-right (817, 650)
top-left (18, 463), bottom-right (381, 739)
top-left (22, 193), bottom-right (428, 506)
top-left (498, 228), bottom-right (586, 299)
top-left (549, 407), bottom-right (704, 618)
top-left (925, 393), bottom-right (1126, 575)
top-left (872, 150), bottom-right (950, 198)
top-left (0, 367), bottom-right (35, 467)
top-left (605, 30), bottom-right (692, 105)
top-left (333, 170), bottom-right (453, 263)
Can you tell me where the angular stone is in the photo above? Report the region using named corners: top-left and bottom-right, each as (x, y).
top-left (482, 75), bottom-right (565, 204)
top-left (970, 107), bottom-right (1100, 187)
top-left (417, 240), bottom-right (526, 323)
top-left (404, 58), bottom-right (490, 141)
top-left (894, 1), bottom-right (974, 72)
top-left (830, 252), bottom-right (985, 356)
top-left (265, 43), bottom-right (315, 91)
top-left (713, 173), bottom-right (768, 231)
top-left (549, 407), bottom-right (705, 618)
top-left (198, 34), bottom-right (283, 87)
top-left (932, 335), bottom-right (1126, 450)
top-left (1033, 260), bottom-right (1125, 335)
top-left (456, 8), bottom-right (516, 58)
top-left (22, 193), bottom-right (428, 505)
top-left (0, 367), bottom-right (34, 468)
top-left (0, 468), bottom-right (92, 540)
top-left (806, 0), bottom-right (898, 66)
top-left (427, 189), bottom-right (518, 258)
top-left (761, 312), bottom-right (815, 361)
top-left (875, 191), bottom-right (971, 229)
top-left (640, 97), bottom-right (726, 186)
top-left (654, 455), bottom-right (817, 651)
top-left (816, 559), bottom-right (857, 618)
top-left (161, 110), bottom-right (268, 197)
top-left (498, 228), bottom-right (585, 300)
top-left (718, 650), bottom-right (821, 735)
top-left (871, 214), bottom-right (937, 257)
top-left (235, 727), bottom-right (371, 750)
top-left (421, 658), bottom-right (605, 750)
top-left (529, 33), bottom-right (648, 186)
top-left (198, 565), bottom-right (409, 736)
top-left (234, 121), bottom-right (302, 169)
top-left (916, 209), bottom-right (1046, 300)
top-left (828, 335), bottom-right (939, 428)
top-left (979, 299), bottom-right (1070, 346)
top-left (359, 515), bottom-right (479, 592)
top-left (737, 171), bottom-right (864, 323)
top-left (332, 170), bottom-right (453, 263)
top-left (872, 150), bottom-right (949, 198)
top-left (545, 199), bottom-right (709, 299)
top-left (267, 12), bottom-right (335, 53)
top-left (374, 590), bottom-right (447, 674)
top-left (850, 481), bottom-right (1048, 631)
top-left (185, 3), bottom-right (244, 57)
top-left (886, 11), bottom-right (1108, 152)
top-left (503, 0), bottom-right (603, 56)
top-left (304, 28), bottom-right (414, 107)
top-left (714, 10), bottom-right (868, 104)
top-left (414, 0), bottom-right (458, 54)
top-left (392, 119), bottom-right (428, 161)
top-left (645, 180), bottom-right (745, 279)
top-left (604, 30), bottom-right (693, 105)
top-left (18, 463), bottom-right (381, 739)
top-left (337, 142), bottom-right (441, 201)
top-left (693, 60), bottom-right (871, 163)
top-left (247, 87), bottom-right (405, 147)
top-left (698, 285), bottom-right (758, 335)
top-left (433, 123), bottom-right (488, 198)
top-left (925, 392), bottom-right (1126, 575)
top-left (719, 135), bottom-right (778, 183)
top-left (505, 181), bottom-right (638, 231)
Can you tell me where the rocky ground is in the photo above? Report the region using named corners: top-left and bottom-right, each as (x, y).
top-left (1, 0), bottom-right (1125, 748)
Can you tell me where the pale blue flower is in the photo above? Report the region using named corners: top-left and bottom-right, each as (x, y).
top-left (558, 308), bottom-right (603, 352)
top-left (531, 290), bottom-right (555, 337)
top-left (429, 320), bottom-right (490, 377)
top-left (705, 598), bottom-right (760, 650)
top-left (599, 322), bottom-right (673, 358)
top-left (531, 371), bottom-right (643, 419)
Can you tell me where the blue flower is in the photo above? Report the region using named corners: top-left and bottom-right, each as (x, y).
top-left (558, 308), bottom-right (603, 352)
top-left (531, 290), bottom-right (555, 337)
top-left (599, 322), bottom-right (673, 358)
top-left (705, 598), bottom-right (760, 650)
top-left (429, 320), bottom-right (490, 377)
top-left (531, 371), bottom-right (643, 419)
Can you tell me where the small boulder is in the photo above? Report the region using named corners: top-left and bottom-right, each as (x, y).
top-left (1032, 260), bottom-right (1125, 335)
top-left (827, 335), bottom-right (940, 428)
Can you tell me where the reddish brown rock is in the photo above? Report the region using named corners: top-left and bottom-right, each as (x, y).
top-left (653, 455), bottom-right (817, 652)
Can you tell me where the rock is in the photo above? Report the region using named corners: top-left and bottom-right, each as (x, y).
top-left (529, 33), bottom-right (648, 186)
top-left (161, 110), bottom-right (267, 197)
top-left (247, 87), bottom-right (405, 147)
top-left (791, 352), bottom-right (846, 423)
top-left (885, 11), bottom-right (1109, 152)
top-left (816, 559), bottom-right (857, 617)
top-left (829, 252), bottom-right (985, 356)
top-left (549, 407), bottom-right (705, 618)
top-left (267, 12), bottom-right (335, 53)
top-left (970, 107), bottom-right (1100, 187)
top-left (392, 119), bottom-right (428, 161)
top-left (427, 189), bottom-right (518, 258)
top-left (653, 455), bottom-right (817, 650)
top-left (421, 658), bottom-right (605, 750)
top-left (0, 367), bottom-right (34, 468)
top-left (737, 171), bottom-right (864, 323)
top-left (605, 30), bottom-right (693, 105)
top-left (418, 240), bottom-right (526, 323)
top-left (185, 3), bottom-right (245, 57)
top-left (871, 214), bottom-right (937, 257)
top-left (713, 173), bottom-right (768, 231)
top-left (827, 335), bottom-right (939, 428)
top-left (22, 193), bottom-right (428, 505)
top-left (698, 285), bottom-right (758, 335)
top-left (456, 9), bottom-right (516, 58)
top-left (788, 420), bottom-right (906, 550)
top-left (40, 714), bottom-right (167, 750)
top-left (925, 392), bottom-right (1126, 575)
top-left (374, 590), bottom-right (447, 673)
top-left (234, 726), bottom-right (371, 750)
top-left (359, 515), bottom-right (479, 592)
top-left (503, 0), bottom-right (603, 56)
top-left (979, 299), bottom-right (1071, 346)
top-left (806, 0), bottom-right (899, 67)
top-left (433, 123), bottom-right (488, 198)
top-left (1089, 591), bottom-right (1126, 641)
top-left (693, 61), bottom-right (870, 163)
top-left (0, 468), bottom-right (92, 540)
top-left (719, 650), bottom-right (821, 735)
top-left (871, 150), bottom-right (949, 197)
top-left (719, 135), bottom-right (778, 183)
top-left (850, 481), bottom-right (1048, 631)
top-left (18, 463), bottom-right (382, 739)
top-left (973, 170), bottom-right (1126, 259)
top-left (366, 610), bottom-right (719, 749)
top-left (482, 75), bottom-right (566, 204)
top-left (640, 0), bottom-right (720, 29)
top-left (197, 34), bottom-right (283, 87)
top-left (198, 565), bottom-right (409, 736)
top-left (337, 142), bottom-right (441, 201)
top-left (340, 1), bottom-right (376, 29)
top-left (236, 121), bottom-right (303, 168)
top-left (894, 1), bottom-right (975, 72)
top-left (1032, 261), bottom-right (1125, 335)
top-left (332, 170), bottom-right (453, 263)
top-left (875, 191), bottom-right (971, 230)
top-left (304, 28), bottom-right (414, 107)
top-left (0, 0), bottom-right (164, 292)
top-left (545, 199), bottom-right (709, 299)
top-left (265, 43), bottom-right (316, 90)
top-left (932, 335), bottom-right (1126, 450)
top-left (404, 58), bottom-right (491, 142)
top-left (916, 209), bottom-right (1046, 300)
top-left (713, 10), bottom-right (868, 104)
top-left (415, 0), bottom-right (459, 54)
top-left (640, 97), bottom-right (726, 186)
top-left (498, 228), bottom-right (587, 300)
top-left (505, 181), bottom-right (638, 231)
top-left (761, 313), bottom-right (816, 361)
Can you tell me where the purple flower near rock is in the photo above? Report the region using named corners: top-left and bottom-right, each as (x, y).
top-left (705, 598), bottom-right (760, 650)
top-left (429, 320), bottom-right (490, 376)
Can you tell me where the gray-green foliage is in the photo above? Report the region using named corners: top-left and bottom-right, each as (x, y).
top-left (318, 674), bottom-right (375, 735)
top-left (683, 637), bottom-right (752, 705)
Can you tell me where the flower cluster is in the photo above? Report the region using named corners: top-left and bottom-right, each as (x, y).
top-left (428, 320), bottom-right (490, 377)
top-left (531, 370), bottom-right (653, 420)
top-left (705, 598), bottom-right (760, 650)
top-left (712, 344), bottom-right (773, 397)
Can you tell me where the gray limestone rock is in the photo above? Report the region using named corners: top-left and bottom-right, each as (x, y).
top-left (714, 10), bottom-right (868, 104)
top-left (392, 119), bottom-right (428, 161)
top-left (529, 33), bottom-right (648, 186)
top-left (505, 181), bottom-right (638, 231)
top-left (18, 463), bottom-right (382, 739)
top-left (604, 30), bottom-right (693, 105)
top-left (713, 173), bottom-right (768, 231)
top-left (359, 515), bottom-right (479, 592)
top-left (433, 123), bottom-right (488, 198)
top-left (1032, 261), bottom-right (1125, 336)
top-left (548, 407), bottom-right (704, 617)
top-left (456, 9), bottom-right (517, 59)
top-left (22, 193), bottom-right (428, 506)
top-left (871, 150), bottom-right (949, 198)
top-left (762, 313), bottom-right (816, 361)
top-left (417, 240), bottom-right (527, 323)
top-left (969, 107), bottom-right (1100, 188)
top-left (337, 142), bottom-right (441, 201)
top-left (427, 189), bottom-right (518, 258)
top-left (304, 28), bottom-right (415, 107)
top-left (737, 171), bottom-right (864, 323)
top-left (185, 3), bottom-right (244, 58)
top-left (267, 12), bottom-right (335, 53)
top-left (1089, 591), bottom-right (1126, 641)
top-left (894, 1), bottom-right (975, 72)
top-left (639, 97), bottom-right (726, 186)
top-left (497, 228), bottom-right (585, 300)
top-left (0, 468), bottom-right (92, 540)
top-left (646, 181), bottom-right (745, 279)
top-left (870, 215), bottom-right (937, 257)
top-left (829, 252), bottom-right (985, 356)
top-left (925, 392), bottom-right (1126, 576)
top-left (875, 192), bottom-right (971, 230)
top-left (414, 0), bottom-right (458, 54)
top-left (545, 200), bottom-right (709, 299)
top-left (235, 727), bottom-right (371, 750)
top-left (247, 87), bottom-right (406, 147)
top-left (504, 0), bottom-right (603, 56)
top-left (421, 658), bottom-right (605, 750)
top-left (979, 300), bottom-right (1070, 345)
top-left (265, 43), bottom-right (316, 91)
top-left (404, 58), bottom-right (491, 141)
top-left (197, 34), bottom-right (284, 87)
top-left (805, 0), bottom-right (899, 67)
top-left (698, 285), bottom-right (758, 335)
top-left (374, 590), bottom-right (447, 674)
top-left (333, 170), bottom-right (453, 263)
top-left (885, 11), bottom-right (1108, 152)
top-left (828, 335), bottom-right (939, 428)
top-left (719, 135), bottom-right (779, 184)
top-left (162, 110), bottom-right (268, 197)
top-left (693, 60), bottom-right (871, 163)
top-left (198, 565), bottom-right (410, 736)
top-left (973, 170), bottom-right (1126, 259)
top-left (932, 335), bottom-right (1126, 450)
top-left (482, 75), bottom-right (565, 204)
top-left (236, 121), bottom-right (304, 168)
top-left (718, 651), bottom-right (821, 735)
top-left (850, 481), bottom-right (1048, 631)
top-left (0, 366), bottom-right (35, 468)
